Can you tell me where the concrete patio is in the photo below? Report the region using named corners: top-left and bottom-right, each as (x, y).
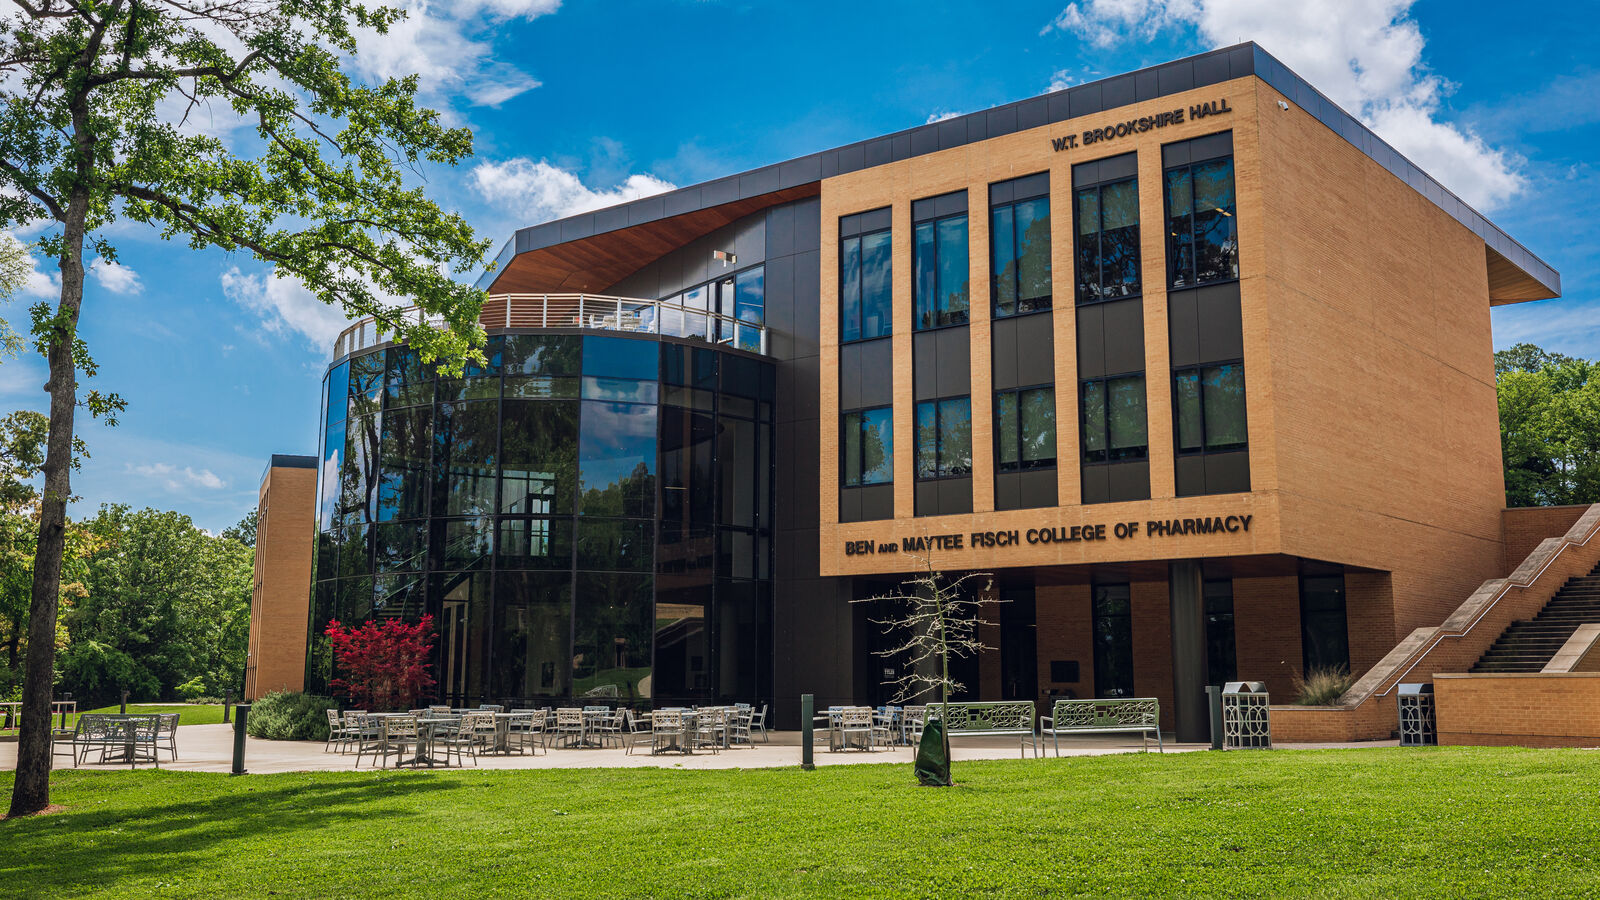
top-left (1, 722), bottom-right (1396, 774)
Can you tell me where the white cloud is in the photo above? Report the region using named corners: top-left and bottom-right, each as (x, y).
top-left (1046, 69), bottom-right (1078, 93)
top-left (469, 158), bottom-right (675, 224)
top-left (350, 0), bottom-right (561, 110)
top-left (88, 258), bottom-right (143, 295)
top-left (926, 110), bottom-right (962, 124)
top-left (1, 232), bottom-right (60, 298)
top-left (1041, 0), bottom-right (1525, 210)
top-left (220, 266), bottom-right (353, 351)
top-left (127, 462), bottom-right (227, 492)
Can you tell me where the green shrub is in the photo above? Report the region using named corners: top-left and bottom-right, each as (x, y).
top-left (246, 691), bottom-right (336, 741)
top-left (175, 677), bottom-right (208, 701)
top-left (1293, 666), bottom-right (1354, 705)
top-left (187, 696), bottom-right (227, 705)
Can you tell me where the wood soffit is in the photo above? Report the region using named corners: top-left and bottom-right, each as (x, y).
top-left (485, 184), bottom-right (821, 295)
top-left (1487, 247), bottom-right (1557, 305)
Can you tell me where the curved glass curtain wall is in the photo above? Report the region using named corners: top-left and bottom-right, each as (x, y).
top-left (305, 332), bottom-right (775, 710)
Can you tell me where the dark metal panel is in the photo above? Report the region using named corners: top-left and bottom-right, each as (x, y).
top-left (702, 177), bottom-right (739, 207)
top-left (779, 155), bottom-right (822, 189)
top-left (593, 205), bottom-right (630, 234)
top-left (1103, 74), bottom-right (1135, 110)
top-left (1193, 51), bottom-right (1229, 87)
top-left (1020, 469), bottom-right (1059, 508)
top-left (838, 487), bottom-right (862, 523)
top-left (662, 187), bottom-right (700, 218)
top-left (915, 481), bottom-right (938, 517)
top-left (864, 138), bottom-right (892, 169)
top-left (1069, 82), bottom-right (1104, 118)
top-left (936, 325), bottom-right (972, 398)
top-left (791, 249), bottom-right (821, 357)
top-left (938, 118), bottom-right (966, 151)
top-left (734, 214), bottom-right (767, 265)
top-left (1015, 172), bottom-right (1050, 200)
top-left (775, 420), bottom-right (800, 529)
top-left (820, 150), bottom-right (840, 179)
top-left (1048, 89), bottom-right (1071, 124)
top-left (1075, 304), bottom-right (1106, 379)
top-left (987, 105), bottom-right (1018, 139)
top-left (1016, 311), bottom-right (1055, 387)
top-left (1101, 298), bottom-right (1146, 375)
top-left (859, 484), bottom-right (894, 521)
top-left (910, 125), bottom-right (939, 157)
top-left (913, 331), bottom-right (938, 401)
top-left (1196, 283), bottom-right (1243, 363)
top-left (740, 166), bottom-right (781, 199)
top-left (766, 203), bottom-right (796, 257)
top-left (790, 353), bottom-right (820, 424)
top-left (1168, 289), bottom-right (1200, 369)
top-left (994, 472), bottom-right (1022, 511)
top-left (1135, 68), bottom-right (1159, 102)
top-left (560, 214), bottom-right (595, 242)
top-left (1175, 454), bottom-right (1206, 497)
top-left (891, 133), bottom-right (911, 162)
top-left (836, 143), bottom-right (865, 175)
top-left (860, 207), bottom-right (892, 233)
top-left (991, 317), bottom-right (1020, 391)
top-left (789, 418), bottom-right (821, 528)
top-left (1106, 460), bottom-right (1151, 502)
top-left (794, 198), bottom-right (822, 253)
top-left (522, 221), bottom-right (560, 251)
top-left (1228, 44), bottom-right (1255, 79)
top-left (1205, 450), bottom-right (1251, 494)
top-left (858, 339), bottom-right (894, 408)
top-left (935, 190), bottom-right (969, 218)
top-left (967, 115), bottom-right (988, 144)
top-left (938, 477), bottom-right (973, 515)
top-left (1017, 96), bottom-right (1047, 131)
top-left (763, 260), bottom-right (796, 361)
top-left (1080, 464), bottom-right (1110, 505)
top-left (990, 179), bottom-right (1013, 206)
top-left (1156, 61), bottom-right (1194, 95)
top-left (627, 195), bottom-right (665, 226)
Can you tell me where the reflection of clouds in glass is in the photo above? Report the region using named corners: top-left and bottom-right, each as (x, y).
top-left (579, 401), bottom-right (657, 493)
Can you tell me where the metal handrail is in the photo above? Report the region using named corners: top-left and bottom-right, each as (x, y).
top-left (331, 292), bottom-right (769, 360)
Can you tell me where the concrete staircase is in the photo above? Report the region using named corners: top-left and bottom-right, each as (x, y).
top-left (1472, 562), bottom-right (1600, 673)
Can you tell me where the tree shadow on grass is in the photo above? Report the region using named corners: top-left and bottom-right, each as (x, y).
top-left (0, 772), bottom-right (463, 894)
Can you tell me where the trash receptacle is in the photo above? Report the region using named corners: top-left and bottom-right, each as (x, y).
top-left (1397, 683), bottom-right (1436, 746)
top-left (1221, 681), bottom-right (1272, 749)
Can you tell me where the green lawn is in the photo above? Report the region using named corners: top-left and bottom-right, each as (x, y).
top-left (79, 705), bottom-right (229, 726)
top-left (2, 747), bottom-right (1598, 898)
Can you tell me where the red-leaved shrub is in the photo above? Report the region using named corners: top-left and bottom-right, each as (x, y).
top-left (324, 615), bottom-right (437, 711)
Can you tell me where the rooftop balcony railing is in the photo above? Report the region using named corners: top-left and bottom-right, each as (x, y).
top-left (332, 292), bottom-right (769, 361)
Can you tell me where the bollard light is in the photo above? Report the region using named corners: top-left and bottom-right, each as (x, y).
top-left (800, 693), bottom-right (814, 771)
top-left (231, 703), bottom-right (251, 775)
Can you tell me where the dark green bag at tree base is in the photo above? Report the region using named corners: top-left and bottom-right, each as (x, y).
top-left (915, 718), bottom-right (952, 786)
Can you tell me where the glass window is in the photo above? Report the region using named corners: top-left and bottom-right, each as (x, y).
top-left (1080, 376), bottom-right (1147, 463)
top-left (1300, 573), bottom-right (1350, 675)
top-left (319, 414), bottom-right (346, 532)
top-left (500, 399), bottom-right (577, 516)
top-left (432, 400), bottom-right (498, 517)
top-left (1092, 583), bottom-right (1134, 699)
top-left (326, 360), bottom-right (350, 425)
top-left (435, 336), bottom-right (503, 402)
top-left (1174, 364), bottom-right (1247, 455)
top-left (348, 352), bottom-right (384, 418)
top-left (504, 334), bottom-right (582, 377)
top-left (1166, 154), bottom-right (1238, 289)
top-left (842, 407), bottom-right (894, 487)
top-left (496, 516), bottom-right (574, 570)
top-left (377, 406), bottom-right (431, 522)
top-left (717, 578), bottom-right (759, 701)
top-left (718, 415), bottom-right (760, 528)
top-left (578, 400), bottom-right (657, 518)
top-left (733, 267), bottom-right (764, 352)
top-left (914, 213), bottom-right (969, 330)
top-left (340, 412), bottom-right (381, 526)
top-left (573, 572), bottom-right (653, 702)
top-left (384, 346), bottom-right (433, 408)
top-left (583, 335), bottom-right (659, 382)
top-left (915, 396), bottom-right (973, 479)
top-left (1075, 177), bottom-right (1141, 303)
top-left (432, 516), bottom-right (493, 571)
top-left (842, 227), bottom-right (893, 341)
top-left (433, 571), bottom-right (490, 705)
top-left (995, 387), bottom-right (1056, 471)
top-left (654, 576), bottom-right (711, 700)
top-left (1204, 579), bottom-right (1237, 686)
top-left (661, 344), bottom-right (719, 390)
top-left (992, 195), bottom-right (1051, 317)
top-left (373, 521), bottom-right (428, 573)
top-left (661, 405), bottom-right (716, 530)
top-left (491, 572), bottom-right (572, 700)
top-left (372, 574), bottom-right (425, 621)
top-left (576, 517), bottom-right (655, 572)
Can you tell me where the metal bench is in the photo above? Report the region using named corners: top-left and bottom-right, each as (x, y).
top-left (924, 701), bottom-right (1037, 758)
top-left (1038, 698), bottom-right (1162, 756)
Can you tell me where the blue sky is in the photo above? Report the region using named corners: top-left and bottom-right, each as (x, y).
top-left (2, 0), bottom-right (1595, 532)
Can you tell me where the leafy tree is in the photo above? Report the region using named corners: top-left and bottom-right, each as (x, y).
top-left (59, 505), bottom-right (252, 706)
top-left (852, 561), bottom-right (994, 787)
top-left (1496, 346), bottom-right (1600, 507)
top-left (222, 509), bottom-right (257, 548)
top-left (0, 1), bottom-right (489, 816)
top-left (325, 614), bottom-right (435, 711)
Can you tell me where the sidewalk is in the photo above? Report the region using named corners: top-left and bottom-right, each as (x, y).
top-left (0, 724), bottom-right (1395, 774)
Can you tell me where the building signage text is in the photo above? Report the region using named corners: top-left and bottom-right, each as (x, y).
top-left (1050, 98), bottom-right (1232, 152)
top-left (842, 514), bottom-right (1253, 556)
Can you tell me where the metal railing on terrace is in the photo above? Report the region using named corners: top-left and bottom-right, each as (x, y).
top-left (332, 292), bottom-right (769, 360)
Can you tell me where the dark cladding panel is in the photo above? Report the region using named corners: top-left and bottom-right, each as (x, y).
top-left (838, 486), bottom-right (862, 523)
top-left (1194, 51), bottom-right (1229, 86)
top-left (1047, 88), bottom-right (1070, 124)
top-left (858, 339), bottom-right (893, 409)
top-left (991, 317), bottom-right (1020, 392)
top-left (1069, 82), bottom-right (1103, 118)
top-left (740, 166), bottom-right (780, 199)
top-left (911, 125), bottom-right (939, 157)
top-left (1103, 74), bottom-right (1135, 110)
top-left (995, 471), bottom-right (1022, 511)
top-left (1020, 468), bottom-right (1059, 508)
top-left (839, 342), bottom-right (862, 411)
top-left (1016, 312), bottom-right (1055, 387)
top-left (1081, 464), bottom-right (1110, 505)
top-left (790, 354), bottom-right (820, 423)
top-left (779, 155), bottom-right (821, 189)
top-left (1016, 96), bottom-right (1047, 131)
top-left (935, 325), bottom-right (972, 398)
top-left (987, 105), bottom-right (1018, 139)
top-left (1157, 60), bottom-right (1195, 95)
top-left (1168, 290), bottom-right (1200, 369)
top-left (1204, 450), bottom-right (1251, 494)
top-left (915, 480), bottom-right (938, 517)
top-left (938, 477), bottom-right (973, 515)
top-left (794, 198), bottom-right (821, 252)
top-left (1175, 454), bottom-right (1205, 497)
top-left (864, 138), bottom-right (892, 169)
top-left (1075, 304), bottom-right (1106, 379)
top-left (767, 204), bottom-right (796, 257)
top-left (891, 133), bottom-right (911, 162)
top-left (1106, 460), bottom-right (1151, 502)
top-left (594, 205), bottom-right (629, 234)
top-left (1135, 67), bottom-right (1159, 102)
top-left (792, 249), bottom-right (821, 358)
top-left (858, 483), bottom-right (893, 521)
top-left (1196, 283), bottom-right (1244, 363)
top-left (1101, 299), bottom-right (1145, 375)
top-left (913, 332), bottom-right (938, 401)
top-left (663, 187), bottom-right (701, 218)
top-left (628, 194), bottom-right (665, 226)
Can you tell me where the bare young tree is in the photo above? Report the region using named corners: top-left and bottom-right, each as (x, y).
top-left (852, 557), bottom-right (994, 785)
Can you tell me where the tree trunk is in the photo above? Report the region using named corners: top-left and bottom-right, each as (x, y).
top-left (7, 193), bottom-right (87, 818)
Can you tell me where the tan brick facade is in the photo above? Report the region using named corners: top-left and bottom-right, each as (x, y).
top-left (1435, 673), bottom-right (1600, 747)
top-left (245, 462), bottom-right (316, 700)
